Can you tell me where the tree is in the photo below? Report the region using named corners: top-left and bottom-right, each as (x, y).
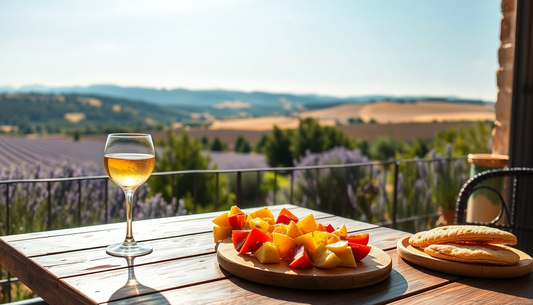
top-left (291, 118), bottom-right (325, 158)
top-left (433, 121), bottom-right (492, 156)
top-left (265, 126), bottom-right (294, 167)
top-left (369, 134), bottom-right (404, 161)
top-left (234, 135), bottom-right (251, 153)
top-left (148, 129), bottom-right (234, 213)
top-left (254, 134), bottom-right (268, 153)
top-left (200, 136), bottom-right (209, 148)
top-left (210, 136), bottom-right (226, 152)
top-left (291, 118), bottom-right (352, 160)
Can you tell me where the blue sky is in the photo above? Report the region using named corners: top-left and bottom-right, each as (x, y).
top-left (0, 0), bottom-right (500, 100)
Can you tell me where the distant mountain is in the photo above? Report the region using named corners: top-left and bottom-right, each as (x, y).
top-left (0, 85), bottom-right (492, 118)
top-left (0, 93), bottom-right (189, 134)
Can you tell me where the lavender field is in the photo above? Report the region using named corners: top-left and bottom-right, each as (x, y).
top-left (0, 136), bottom-right (267, 172)
top-left (0, 135), bottom-right (268, 235)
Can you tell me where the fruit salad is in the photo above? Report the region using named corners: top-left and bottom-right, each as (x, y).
top-left (213, 206), bottom-right (371, 269)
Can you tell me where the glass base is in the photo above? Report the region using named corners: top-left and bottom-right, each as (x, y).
top-left (106, 241), bottom-right (153, 257)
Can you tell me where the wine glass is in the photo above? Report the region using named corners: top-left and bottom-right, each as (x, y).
top-left (104, 133), bottom-right (155, 257)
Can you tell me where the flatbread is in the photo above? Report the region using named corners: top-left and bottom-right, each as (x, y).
top-left (424, 243), bottom-right (520, 266)
top-left (409, 225), bottom-right (517, 248)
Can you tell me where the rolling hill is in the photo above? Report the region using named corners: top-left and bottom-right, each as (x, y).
top-left (0, 93), bottom-right (189, 134)
top-left (0, 85), bottom-right (492, 118)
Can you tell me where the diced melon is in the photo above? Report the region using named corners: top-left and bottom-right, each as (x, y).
top-left (313, 230), bottom-right (329, 246)
top-left (336, 247), bottom-right (357, 268)
top-left (286, 221), bottom-right (303, 239)
top-left (312, 244), bottom-right (341, 269)
top-left (271, 224), bottom-right (287, 235)
top-left (293, 232), bottom-right (317, 255)
top-left (230, 205), bottom-right (245, 216)
top-left (297, 214), bottom-right (317, 234)
top-left (327, 234), bottom-right (340, 244)
top-left (213, 226), bottom-right (232, 242)
top-left (248, 217), bottom-right (270, 233)
top-left (332, 224), bottom-right (347, 237)
top-left (212, 212), bottom-right (231, 228)
top-left (254, 242), bottom-right (280, 263)
top-left (273, 233), bottom-right (297, 260)
top-left (316, 223), bottom-right (327, 231)
top-left (325, 240), bottom-right (348, 254)
top-left (242, 214), bottom-right (253, 229)
top-left (249, 207), bottom-right (274, 221)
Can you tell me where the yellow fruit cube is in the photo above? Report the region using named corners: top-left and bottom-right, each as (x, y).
top-left (249, 207), bottom-right (274, 221)
top-left (286, 221), bottom-right (303, 239)
top-left (271, 224), bottom-right (287, 235)
top-left (312, 244), bottom-right (341, 269)
top-left (273, 233), bottom-right (297, 260)
top-left (327, 235), bottom-right (340, 244)
top-left (212, 212), bottom-right (231, 228)
top-left (333, 224), bottom-right (347, 237)
top-left (230, 205), bottom-right (245, 216)
top-left (337, 248), bottom-right (357, 268)
top-left (248, 217), bottom-right (270, 233)
top-left (325, 240), bottom-right (348, 254)
top-left (293, 232), bottom-right (317, 255)
top-left (254, 242), bottom-right (280, 263)
top-left (297, 214), bottom-right (317, 234)
top-left (313, 231), bottom-right (329, 246)
top-left (213, 226), bottom-right (232, 242)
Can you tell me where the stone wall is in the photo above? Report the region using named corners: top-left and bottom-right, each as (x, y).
top-left (492, 0), bottom-right (517, 155)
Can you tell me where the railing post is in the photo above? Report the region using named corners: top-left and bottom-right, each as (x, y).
top-left (290, 171), bottom-right (294, 206)
top-left (78, 180), bottom-right (82, 226)
top-left (193, 173), bottom-right (197, 214)
top-left (328, 169), bottom-right (333, 213)
top-left (256, 171), bottom-right (260, 207)
top-left (215, 173), bottom-right (219, 211)
top-left (171, 175), bottom-right (175, 201)
top-left (273, 171), bottom-right (277, 205)
top-left (5, 183), bottom-right (9, 235)
top-left (392, 161), bottom-right (400, 229)
top-left (47, 181), bottom-right (51, 230)
top-left (236, 172), bottom-right (242, 207)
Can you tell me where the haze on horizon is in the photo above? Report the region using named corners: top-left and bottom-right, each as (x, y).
top-left (0, 0), bottom-right (500, 101)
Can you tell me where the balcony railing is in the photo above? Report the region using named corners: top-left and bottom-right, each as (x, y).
top-left (0, 156), bottom-right (467, 302)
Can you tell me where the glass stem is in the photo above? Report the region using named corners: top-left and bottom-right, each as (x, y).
top-left (124, 189), bottom-right (136, 244)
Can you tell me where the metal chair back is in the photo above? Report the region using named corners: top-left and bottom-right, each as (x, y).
top-left (455, 167), bottom-right (533, 255)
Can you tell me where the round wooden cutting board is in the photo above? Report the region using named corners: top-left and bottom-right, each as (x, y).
top-left (216, 238), bottom-right (392, 290)
top-left (397, 236), bottom-right (533, 278)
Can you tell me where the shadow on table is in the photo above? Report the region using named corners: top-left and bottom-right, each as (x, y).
top-left (107, 257), bottom-right (170, 305)
top-left (220, 267), bottom-right (408, 304)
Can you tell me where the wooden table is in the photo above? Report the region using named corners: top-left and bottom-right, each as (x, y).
top-left (0, 204), bottom-right (531, 304)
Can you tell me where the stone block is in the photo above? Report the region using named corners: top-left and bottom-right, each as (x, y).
top-left (501, 0), bottom-right (516, 13)
top-left (497, 67), bottom-right (514, 90)
top-left (495, 90), bottom-right (512, 122)
top-left (500, 16), bottom-right (512, 42)
top-left (498, 43), bottom-right (514, 67)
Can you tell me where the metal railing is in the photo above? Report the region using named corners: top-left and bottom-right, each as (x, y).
top-left (0, 156), bottom-right (467, 302)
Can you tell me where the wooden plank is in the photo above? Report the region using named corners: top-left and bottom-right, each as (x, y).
top-left (32, 232), bottom-right (216, 279)
top-left (0, 238), bottom-right (68, 305)
top-left (59, 253), bottom-right (227, 304)
top-left (1, 204), bottom-right (309, 243)
top-left (104, 249), bottom-right (462, 305)
top-left (7, 206), bottom-right (333, 257)
top-left (390, 272), bottom-right (533, 304)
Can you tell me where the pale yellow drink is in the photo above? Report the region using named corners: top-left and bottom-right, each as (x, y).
top-left (104, 153), bottom-right (155, 190)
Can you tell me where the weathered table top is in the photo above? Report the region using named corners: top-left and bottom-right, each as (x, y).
top-left (0, 204), bottom-right (532, 304)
